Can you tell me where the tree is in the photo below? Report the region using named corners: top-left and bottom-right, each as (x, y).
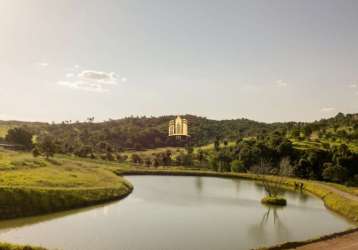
top-left (32, 147), bottom-right (41, 158)
top-left (214, 138), bottom-right (220, 152)
top-left (131, 154), bottom-right (142, 165)
top-left (38, 136), bottom-right (56, 159)
top-left (251, 160), bottom-right (285, 198)
top-left (322, 165), bottom-right (347, 183)
top-left (230, 160), bottom-right (246, 173)
top-left (5, 127), bottom-right (33, 150)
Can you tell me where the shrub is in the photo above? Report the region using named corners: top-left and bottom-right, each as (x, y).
top-left (230, 160), bottom-right (246, 173)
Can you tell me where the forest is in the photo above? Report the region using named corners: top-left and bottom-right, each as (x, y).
top-left (1, 113), bottom-right (357, 185)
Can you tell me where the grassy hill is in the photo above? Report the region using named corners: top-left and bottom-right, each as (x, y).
top-left (0, 112), bottom-right (356, 155)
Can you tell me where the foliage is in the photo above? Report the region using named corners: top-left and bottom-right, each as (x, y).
top-left (37, 136), bottom-right (56, 159)
top-left (5, 127), bottom-right (34, 150)
top-left (0, 149), bottom-right (133, 219)
top-left (261, 196), bottom-right (287, 206)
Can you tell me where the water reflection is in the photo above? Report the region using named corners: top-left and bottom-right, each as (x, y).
top-left (195, 177), bottom-right (203, 193)
top-left (249, 205), bottom-right (290, 245)
top-left (0, 176), bottom-right (353, 250)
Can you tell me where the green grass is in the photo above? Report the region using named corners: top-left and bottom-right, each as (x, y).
top-left (261, 196), bottom-right (287, 206)
top-left (290, 138), bottom-right (358, 153)
top-left (0, 148), bottom-right (133, 220)
top-left (0, 242), bottom-right (45, 250)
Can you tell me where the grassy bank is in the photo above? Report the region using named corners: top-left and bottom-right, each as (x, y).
top-left (115, 168), bottom-right (358, 223)
top-left (0, 242), bottom-right (45, 250)
top-left (0, 149), bottom-right (133, 219)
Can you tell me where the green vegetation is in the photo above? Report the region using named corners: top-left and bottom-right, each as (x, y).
top-left (0, 112), bottom-right (356, 249)
top-left (261, 196), bottom-right (287, 206)
top-left (0, 242), bottom-right (45, 250)
top-left (0, 148), bottom-right (133, 220)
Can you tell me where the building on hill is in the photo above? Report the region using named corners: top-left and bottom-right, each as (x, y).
top-left (169, 116), bottom-right (189, 138)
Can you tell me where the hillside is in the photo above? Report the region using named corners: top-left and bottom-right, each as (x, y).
top-left (0, 113), bottom-right (357, 154)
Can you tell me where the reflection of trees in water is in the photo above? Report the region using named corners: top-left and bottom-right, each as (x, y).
top-left (298, 191), bottom-right (309, 203)
top-left (229, 179), bottom-right (241, 194)
top-left (248, 206), bottom-right (290, 243)
top-left (195, 177), bottom-right (203, 193)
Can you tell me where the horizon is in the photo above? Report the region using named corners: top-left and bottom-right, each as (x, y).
top-left (1, 0), bottom-right (358, 123)
top-left (0, 111), bottom-right (354, 124)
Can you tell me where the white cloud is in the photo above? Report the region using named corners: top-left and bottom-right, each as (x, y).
top-left (78, 70), bottom-right (118, 84)
top-left (275, 80), bottom-right (288, 87)
top-left (57, 70), bottom-right (125, 93)
top-left (74, 64), bottom-right (80, 69)
top-left (320, 107), bottom-right (335, 113)
top-left (348, 83), bottom-right (357, 88)
top-left (57, 81), bottom-right (108, 93)
top-left (35, 62), bottom-right (49, 67)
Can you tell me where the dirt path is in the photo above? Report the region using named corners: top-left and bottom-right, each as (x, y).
top-left (317, 183), bottom-right (358, 202)
top-left (292, 183), bottom-right (358, 250)
top-left (294, 230), bottom-right (358, 250)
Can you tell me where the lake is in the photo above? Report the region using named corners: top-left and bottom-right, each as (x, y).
top-left (0, 176), bottom-right (354, 250)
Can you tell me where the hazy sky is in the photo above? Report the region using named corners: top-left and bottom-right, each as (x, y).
top-left (0, 0), bottom-right (357, 123)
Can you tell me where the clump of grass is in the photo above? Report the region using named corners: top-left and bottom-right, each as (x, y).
top-left (261, 196), bottom-right (287, 206)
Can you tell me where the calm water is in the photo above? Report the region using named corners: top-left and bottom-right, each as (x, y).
top-left (0, 176), bottom-right (354, 250)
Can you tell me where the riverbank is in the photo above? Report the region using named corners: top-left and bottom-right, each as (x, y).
top-left (256, 227), bottom-right (358, 250)
top-left (0, 148), bottom-right (356, 250)
top-left (0, 242), bottom-right (46, 250)
top-left (0, 149), bottom-right (133, 219)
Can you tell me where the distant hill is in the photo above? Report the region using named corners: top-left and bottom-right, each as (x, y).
top-left (0, 113), bottom-right (357, 152)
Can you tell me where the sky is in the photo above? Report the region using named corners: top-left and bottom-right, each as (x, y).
top-left (0, 0), bottom-right (357, 123)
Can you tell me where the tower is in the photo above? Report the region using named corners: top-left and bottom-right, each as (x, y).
top-left (168, 116), bottom-right (189, 139)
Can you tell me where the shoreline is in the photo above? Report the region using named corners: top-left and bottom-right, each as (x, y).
top-left (0, 167), bottom-right (356, 250)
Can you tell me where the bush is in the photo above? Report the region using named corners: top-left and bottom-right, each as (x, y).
top-left (5, 127), bottom-right (34, 150)
top-left (322, 165), bottom-right (348, 183)
top-left (32, 147), bottom-right (41, 158)
top-left (230, 160), bottom-right (246, 173)
top-left (261, 196), bottom-right (287, 206)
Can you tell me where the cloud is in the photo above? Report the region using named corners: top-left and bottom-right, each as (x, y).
top-left (320, 107), bottom-right (335, 113)
top-left (57, 81), bottom-right (108, 93)
top-left (57, 70), bottom-right (126, 93)
top-left (35, 62), bottom-right (49, 67)
top-left (275, 80), bottom-right (288, 87)
top-left (78, 70), bottom-right (118, 84)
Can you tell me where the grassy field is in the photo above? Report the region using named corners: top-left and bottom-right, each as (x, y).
top-left (290, 138), bottom-right (358, 153)
top-left (0, 148), bottom-right (133, 220)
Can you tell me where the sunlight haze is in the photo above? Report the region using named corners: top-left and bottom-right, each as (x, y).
top-left (1, 0), bottom-right (357, 122)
